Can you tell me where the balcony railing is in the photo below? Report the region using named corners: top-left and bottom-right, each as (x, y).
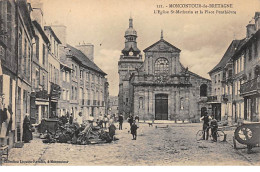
top-left (207, 95), bottom-right (218, 102)
top-left (240, 78), bottom-right (260, 96)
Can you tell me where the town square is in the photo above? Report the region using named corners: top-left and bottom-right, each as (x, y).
top-left (0, 0), bottom-right (260, 166)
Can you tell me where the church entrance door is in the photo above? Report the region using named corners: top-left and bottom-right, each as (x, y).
top-left (155, 94), bottom-right (168, 120)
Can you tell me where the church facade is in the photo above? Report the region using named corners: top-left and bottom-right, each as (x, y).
top-left (118, 18), bottom-right (211, 121)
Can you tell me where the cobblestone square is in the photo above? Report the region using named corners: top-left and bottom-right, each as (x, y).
top-left (3, 122), bottom-right (260, 166)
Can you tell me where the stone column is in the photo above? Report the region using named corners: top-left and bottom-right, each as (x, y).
top-left (176, 90), bottom-right (180, 120)
top-left (145, 56), bottom-right (149, 75)
top-left (149, 88), bottom-right (153, 119)
top-left (144, 90), bottom-right (148, 120)
top-left (38, 106), bottom-right (42, 123)
top-left (168, 89), bottom-right (172, 120)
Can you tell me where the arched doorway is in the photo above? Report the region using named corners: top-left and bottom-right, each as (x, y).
top-left (155, 94), bottom-right (168, 120)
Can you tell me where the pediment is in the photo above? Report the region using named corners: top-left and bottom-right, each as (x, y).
top-left (143, 39), bottom-right (181, 53)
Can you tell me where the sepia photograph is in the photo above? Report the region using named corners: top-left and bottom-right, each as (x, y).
top-left (0, 0), bottom-right (260, 166)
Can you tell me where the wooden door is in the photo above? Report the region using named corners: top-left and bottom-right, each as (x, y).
top-left (155, 94), bottom-right (168, 120)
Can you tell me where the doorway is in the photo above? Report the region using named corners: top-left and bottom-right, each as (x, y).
top-left (155, 94), bottom-right (168, 120)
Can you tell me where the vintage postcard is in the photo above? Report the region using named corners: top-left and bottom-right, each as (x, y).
top-left (0, 0), bottom-right (260, 166)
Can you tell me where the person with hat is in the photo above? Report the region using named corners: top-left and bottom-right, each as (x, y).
top-left (200, 111), bottom-right (212, 140)
top-left (130, 120), bottom-right (138, 140)
top-left (118, 114), bottom-right (124, 130)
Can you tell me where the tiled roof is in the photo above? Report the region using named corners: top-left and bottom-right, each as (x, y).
top-left (232, 29), bottom-right (260, 58)
top-left (66, 44), bottom-right (106, 75)
top-left (122, 46), bottom-right (140, 53)
top-left (32, 21), bottom-right (50, 44)
top-left (208, 40), bottom-right (242, 75)
top-left (44, 26), bottom-right (62, 44)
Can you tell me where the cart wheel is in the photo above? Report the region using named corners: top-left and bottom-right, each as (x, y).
top-left (233, 136), bottom-right (237, 149)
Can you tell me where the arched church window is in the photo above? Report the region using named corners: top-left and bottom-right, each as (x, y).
top-left (180, 97), bottom-right (184, 110)
top-left (139, 97), bottom-right (143, 109)
top-left (200, 84), bottom-right (207, 97)
top-left (154, 58), bottom-right (169, 75)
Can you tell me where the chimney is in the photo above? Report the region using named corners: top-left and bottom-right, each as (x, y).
top-left (30, 0), bottom-right (44, 27)
top-left (75, 43), bottom-right (94, 62)
top-left (246, 24), bottom-right (255, 38)
top-left (50, 25), bottom-right (67, 45)
top-left (255, 12), bottom-right (260, 31)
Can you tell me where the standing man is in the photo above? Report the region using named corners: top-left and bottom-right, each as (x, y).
top-left (118, 114), bottom-right (123, 130)
top-left (200, 112), bottom-right (211, 140)
top-left (130, 120), bottom-right (138, 140)
top-left (103, 115), bottom-right (108, 128)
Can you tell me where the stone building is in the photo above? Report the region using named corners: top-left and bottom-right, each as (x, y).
top-left (238, 12), bottom-right (260, 122)
top-left (44, 26), bottom-right (61, 118)
top-left (64, 44), bottom-right (107, 121)
top-left (209, 12), bottom-right (260, 123)
top-left (118, 18), bottom-right (211, 121)
top-left (108, 96), bottom-right (119, 117)
top-left (16, 0), bottom-right (35, 142)
top-left (30, 6), bottom-right (50, 124)
top-left (0, 0), bottom-right (17, 147)
top-left (118, 17), bottom-right (143, 118)
top-left (208, 40), bottom-right (241, 122)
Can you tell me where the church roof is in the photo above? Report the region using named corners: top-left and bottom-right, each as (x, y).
top-left (122, 45), bottom-right (141, 53)
top-left (143, 38), bottom-right (181, 53)
top-left (66, 44), bottom-right (107, 75)
top-left (208, 39), bottom-right (242, 75)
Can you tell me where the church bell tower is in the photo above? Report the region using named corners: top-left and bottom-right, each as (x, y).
top-left (118, 17), bottom-right (143, 117)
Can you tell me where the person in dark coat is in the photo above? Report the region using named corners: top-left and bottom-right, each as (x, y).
top-left (69, 113), bottom-right (73, 125)
top-left (128, 115), bottom-right (134, 127)
top-left (210, 118), bottom-right (218, 142)
top-left (118, 114), bottom-right (123, 130)
top-left (200, 112), bottom-right (211, 140)
top-left (130, 120), bottom-right (138, 140)
top-left (109, 122), bottom-right (116, 139)
top-left (23, 114), bottom-right (32, 143)
top-left (135, 115), bottom-right (139, 122)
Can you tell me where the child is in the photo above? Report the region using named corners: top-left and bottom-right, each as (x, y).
top-left (130, 120), bottom-right (138, 140)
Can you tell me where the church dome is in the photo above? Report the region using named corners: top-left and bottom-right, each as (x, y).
top-left (125, 27), bottom-right (137, 36)
top-left (125, 17), bottom-right (137, 37)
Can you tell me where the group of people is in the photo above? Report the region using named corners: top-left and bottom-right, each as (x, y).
top-left (200, 112), bottom-right (218, 142)
top-left (117, 114), bottom-right (140, 140)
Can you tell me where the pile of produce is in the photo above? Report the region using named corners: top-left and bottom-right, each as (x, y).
top-left (38, 117), bottom-right (117, 145)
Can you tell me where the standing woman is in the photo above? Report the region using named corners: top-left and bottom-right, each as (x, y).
top-left (23, 113), bottom-right (32, 143)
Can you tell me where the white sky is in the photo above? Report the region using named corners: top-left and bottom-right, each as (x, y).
top-left (39, 0), bottom-right (260, 96)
